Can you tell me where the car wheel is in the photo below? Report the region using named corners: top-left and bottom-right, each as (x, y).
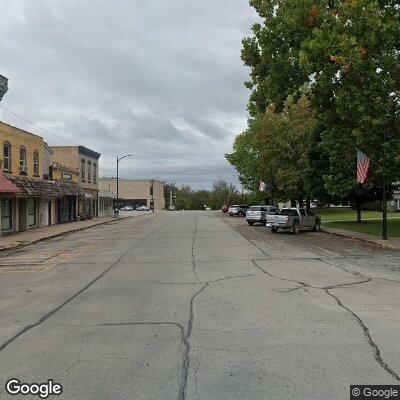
top-left (247, 221), bottom-right (254, 225)
top-left (313, 222), bottom-right (321, 232)
top-left (262, 221), bottom-right (267, 226)
top-left (292, 224), bottom-right (300, 234)
top-left (270, 227), bottom-right (278, 233)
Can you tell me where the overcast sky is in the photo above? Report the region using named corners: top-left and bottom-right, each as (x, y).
top-left (0, 0), bottom-right (256, 189)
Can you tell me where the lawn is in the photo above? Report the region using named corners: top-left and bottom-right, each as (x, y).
top-left (315, 207), bottom-right (400, 222)
top-left (324, 219), bottom-right (400, 237)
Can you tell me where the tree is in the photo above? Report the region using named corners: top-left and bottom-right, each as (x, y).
top-left (299, 0), bottom-right (400, 219)
top-left (211, 180), bottom-right (240, 209)
top-left (241, 0), bottom-right (316, 115)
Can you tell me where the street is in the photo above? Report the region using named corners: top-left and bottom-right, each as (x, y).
top-left (0, 211), bottom-right (399, 399)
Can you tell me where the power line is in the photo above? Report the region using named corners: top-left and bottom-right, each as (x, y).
top-left (0, 104), bottom-right (77, 146)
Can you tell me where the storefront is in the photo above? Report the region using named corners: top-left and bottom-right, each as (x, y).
top-left (0, 175), bottom-right (21, 237)
top-left (1, 176), bottom-right (83, 235)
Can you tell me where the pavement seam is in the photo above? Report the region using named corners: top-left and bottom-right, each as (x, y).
top-left (0, 216), bottom-right (172, 353)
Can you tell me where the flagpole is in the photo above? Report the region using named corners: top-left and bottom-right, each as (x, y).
top-left (382, 176), bottom-right (387, 240)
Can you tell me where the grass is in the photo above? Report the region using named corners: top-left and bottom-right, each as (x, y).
top-left (312, 207), bottom-right (400, 237)
top-left (315, 207), bottom-right (400, 222)
top-left (324, 219), bottom-right (400, 237)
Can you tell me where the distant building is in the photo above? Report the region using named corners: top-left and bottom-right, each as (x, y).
top-left (0, 75), bottom-right (8, 101)
top-left (50, 146), bottom-right (100, 218)
top-left (0, 122), bottom-right (82, 236)
top-left (98, 178), bottom-right (165, 210)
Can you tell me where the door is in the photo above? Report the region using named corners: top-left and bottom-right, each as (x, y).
top-left (44, 202), bottom-right (51, 226)
top-left (18, 199), bottom-right (27, 231)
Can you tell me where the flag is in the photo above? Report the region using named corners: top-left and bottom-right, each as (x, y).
top-left (357, 150), bottom-right (370, 184)
top-left (259, 180), bottom-right (267, 192)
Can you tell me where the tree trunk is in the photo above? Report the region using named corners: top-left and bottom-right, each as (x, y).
top-left (290, 199), bottom-right (296, 207)
top-left (356, 202), bottom-right (362, 223)
top-left (306, 198), bottom-right (311, 209)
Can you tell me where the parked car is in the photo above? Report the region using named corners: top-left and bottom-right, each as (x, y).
top-left (266, 208), bottom-right (321, 234)
top-left (136, 205), bottom-right (149, 211)
top-left (246, 205), bottom-right (278, 226)
top-left (221, 204), bottom-right (231, 213)
top-left (228, 204), bottom-right (250, 217)
top-left (120, 205), bottom-right (134, 211)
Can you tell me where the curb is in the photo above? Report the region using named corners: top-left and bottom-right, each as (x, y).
top-left (0, 213), bottom-right (154, 254)
top-left (321, 226), bottom-right (399, 251)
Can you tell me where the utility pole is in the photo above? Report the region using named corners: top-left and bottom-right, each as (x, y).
top-left (169, 189), bottom-right (173, 209)
top-left (382, 127), bottom-right (388, 240)
top-left (116, 154), bottom-right (131, 210)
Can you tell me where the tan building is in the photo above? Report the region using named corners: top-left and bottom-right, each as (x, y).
top-left (99, 178), bottom-right (165, 210)
top-left (51, 146), bottom-right (100, 218)
top-left (0, 122), bottom-right (82, 236)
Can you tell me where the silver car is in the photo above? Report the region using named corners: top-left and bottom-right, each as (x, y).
top-left (246, 205), bottom-right (278, 226)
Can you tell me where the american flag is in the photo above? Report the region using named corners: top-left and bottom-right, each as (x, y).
top-left (259, 180), bottom-right (266, 192)
top-left (357, 150), bottom-right (370, 184)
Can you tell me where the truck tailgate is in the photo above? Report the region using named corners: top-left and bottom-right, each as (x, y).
top-left (267, 215), bottom-right (289, 225)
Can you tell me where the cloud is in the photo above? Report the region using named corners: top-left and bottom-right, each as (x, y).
top-left (0, 0), bottom-right (256, 189)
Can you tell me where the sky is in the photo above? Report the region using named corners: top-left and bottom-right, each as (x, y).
top-left (0, 0), bottom-right (257, 189)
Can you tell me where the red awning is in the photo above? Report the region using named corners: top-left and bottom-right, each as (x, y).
top-left (0, 175), bottom-right (21, 193)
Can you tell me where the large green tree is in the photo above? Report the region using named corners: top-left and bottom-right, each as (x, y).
top-left (299, 0), bottom-right (400, 216)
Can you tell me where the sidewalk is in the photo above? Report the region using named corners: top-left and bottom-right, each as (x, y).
top-left (322, 225), bottom-right (400, 250)
top-left (0, 211), bottom-right (152, 252)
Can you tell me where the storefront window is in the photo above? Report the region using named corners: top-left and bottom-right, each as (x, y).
top-left (1, 198), bottom-right (12, 230)
top-left (81, 159), bottom-right (85, 181)
top-left (93, 163), bottom-right (97, 183)
top-left (3, 142), bottom-right (11, 171)
top-left (33, 151), bottom-right (39, 176)
top-left (28, 199), bottom-right (36, 226)
top-left (20, 147), bottom-right (27, 175)
top-left (87, 161), bottom-right (92, 182)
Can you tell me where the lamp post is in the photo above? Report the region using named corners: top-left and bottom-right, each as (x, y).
top-left (116, 155), bottom-right (131, 210)
top-left (150, 177), bottom-right (160, 212)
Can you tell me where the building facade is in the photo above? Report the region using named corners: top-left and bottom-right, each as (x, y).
top-left (50, 146), bottom-right (100, 218)
top-left (0, 122), bottom-right (82, 236)
top-left (98, 178), bottom-right (165, 210)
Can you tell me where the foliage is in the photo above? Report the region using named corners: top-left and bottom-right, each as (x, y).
top-left (229, 0), bottom-right (400, 217)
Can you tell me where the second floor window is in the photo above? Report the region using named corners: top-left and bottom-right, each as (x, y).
top-left (19, 147), bottom-right (27, 174)
top-left (93, 163), bottom-right (97, 183)
top-left (33, 151), bottom-right (39, 176)
top-left (87, 161), bottom-right (92, 182)
top-left (3, 142), bottom-right (11, 171)
top-left (81, 159), bottom-right (85, 181)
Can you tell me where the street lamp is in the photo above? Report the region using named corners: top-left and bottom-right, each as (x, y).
top-left (150, 177), bottom-right (160, 212)
top-left (116, 154), bottom-right (131, 210)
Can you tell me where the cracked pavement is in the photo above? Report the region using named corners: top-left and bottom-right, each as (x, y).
top-left (0, 211), bottom-right (399, 399)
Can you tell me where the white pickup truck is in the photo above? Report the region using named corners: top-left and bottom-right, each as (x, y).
top-left (266, 208), bottom-right (321, 234)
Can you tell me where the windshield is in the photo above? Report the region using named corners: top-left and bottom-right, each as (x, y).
top-left (280, 209), bottom-right (299, 216)
top-left (249, 206), bottom-right (262, 211)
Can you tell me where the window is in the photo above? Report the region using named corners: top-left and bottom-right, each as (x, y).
top-left (33, 151), bottom-right (39, 176)
top-left (28, 199), bottom-right (36, 226)
top-left (19, 146), bottom-right (27, 174)
top-left (1, 198), bottom-right (12, 230)
top-left (87, 161), bottom-right (92, 182)
top-left (93, 163), bottom-right (97, 183)
top-left (300, 209), bottom-right (306, 216)
top-left (3, 142), bottom-right (11, 171)
top-left (81, 159), bottom-right (85, 181)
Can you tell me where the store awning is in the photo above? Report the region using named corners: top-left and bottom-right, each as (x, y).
top-left (5, 176), bottom-right (84, 198)
top-left (0, 175), bottom-right (21, 193)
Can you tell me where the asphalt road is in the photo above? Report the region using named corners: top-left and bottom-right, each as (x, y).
top-left (0, 211), bottom-right (399, 399)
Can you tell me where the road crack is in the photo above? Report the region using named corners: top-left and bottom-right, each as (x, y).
top-left (325, 289), bottom-right (400, 382)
